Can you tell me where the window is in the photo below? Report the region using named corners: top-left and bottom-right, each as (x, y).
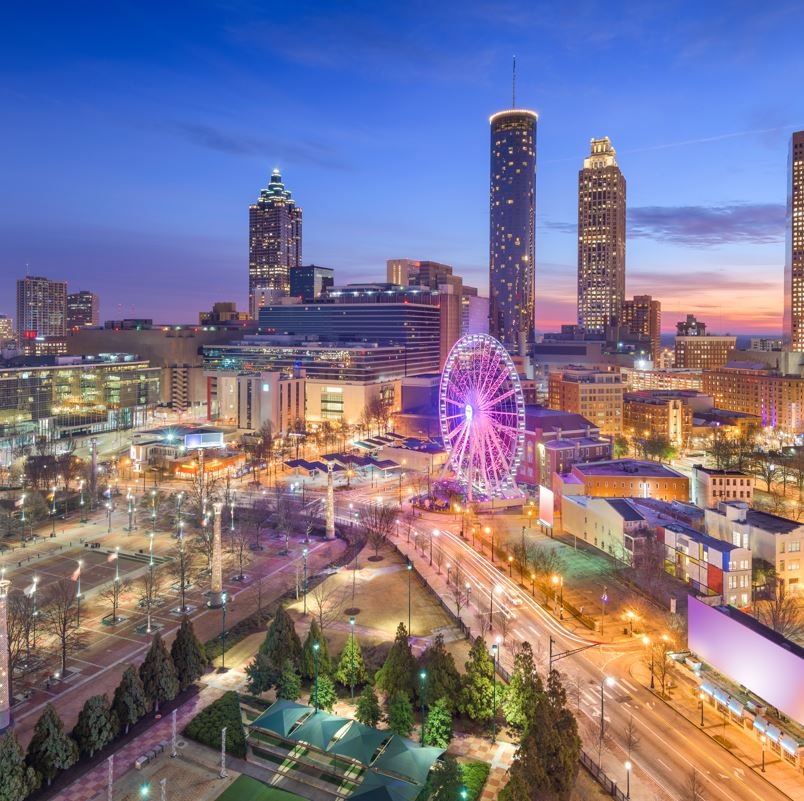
top-left (789, 541), bottom-right (801, 553)
top-left (789, 561), bottom-right (800, 571)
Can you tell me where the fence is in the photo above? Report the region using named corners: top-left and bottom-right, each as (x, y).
top-left (579, 750), bottom-right (629, 799)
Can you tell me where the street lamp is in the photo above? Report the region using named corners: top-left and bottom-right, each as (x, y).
top-left (624, 760), bottom-right (632, 799)
top-left (302, 547), bottom-right (308, 615)
top-left (79, 480), bottom-right (86, 524)
top-left (699, 690), bottom-right (705, 727)
top-left (349, 616), bottom-right (356, 699)
top-left (508, 555), bottom-right (513, 577)
top-left (552, 574), bottom-right (564, 619)
top-left (491, 643), bottom-right (498, 743)
top-left (484, 526), bottom-right (494, 561)
top-left (313, 641), bottom-right (320, 711)
top-left (760, 734), bottom-right (766, 772)
top-left (151, 490), bottom-right (157, 533)
top-left (220, 592), bottom-right (228, 671)
top-left (127, 489), bottom-right (134, 532)
top-left (600, 677), bottom-right (615, 748)
top-left (32, 576), bottom-right (39, 647)
top-left (419, 670), bottom-right (427, 746)
top-left (625, 610), bottom-right (636, 636)
top-left (642, 636), bottom-right (655, 689)
top-left (50, 485), bottom-right (57, 535)
top-left (429, 529), bottom-right (438, 566)
top-left (76, 560), bottom-right (83, 627)
top-left (530, 573), bottom-right (536, 598)
top-left (106, 501), bottom-right (112, 533)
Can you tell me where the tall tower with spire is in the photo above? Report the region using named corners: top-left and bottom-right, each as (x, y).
top-left (248, 169), bottom-right (303, 317)
top-left (488, 61), bottom-right (537, 355)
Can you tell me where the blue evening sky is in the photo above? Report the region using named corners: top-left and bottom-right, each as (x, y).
top-left (1, 1), bottom-right (803, 333)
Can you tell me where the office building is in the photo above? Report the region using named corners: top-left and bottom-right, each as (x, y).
top-left (387, 259), bottom-right (455, 289)
top-left (290, 265), bottom-right (334, 302)
top-left (66, 290), bottom-right (99, 329)
top-left (16, 275), bottom-right (67, 338)
top-left (621, 295), bottom-right (661, 362)
top-left (784, 131), bottom-right (804, 350)
top-left (0, 355), bottom-right (159, 465)
top-left (691, 466), bottom-right (754, 508)
top-left (623, 391), bottom-right (693, 450)
top-left (675, 334), bottom-right (737, 369)
top-left (750, 337), bottom-right (783, 352)
top-left (620, 366), bottom-right (703, 392)
top-left (248, 169), bottom-right (302, 309)
top-left (199, 302), bottom-right (249, 325)
top-left (703, 362), bottom-right (804, 432)
top-left (547, 368), bottom-right (623, 436)
top-left (676, 314), bottom-right (707, 337)
top-left (0, 316), bottom-right (14, 347)
top-left (577, 138), bottom-right (626, 335)
top-left (211, 370), bottom-right (304, 433)
top-left (489, 106), bottom-right (537, 354)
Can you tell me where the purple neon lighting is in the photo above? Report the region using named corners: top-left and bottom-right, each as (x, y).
top-left (439, 334), bottom-right (525, 499)
top-left (688, 596), bottom-right (804, 725)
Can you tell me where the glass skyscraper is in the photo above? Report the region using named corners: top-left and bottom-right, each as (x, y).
top-left (784, 131), bottom-right (804, 350)
top-left (489, 108), bottom-right (537, 354)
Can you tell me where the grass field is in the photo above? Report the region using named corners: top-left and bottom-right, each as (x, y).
top-left (215, 774), bottom-right (307, 801)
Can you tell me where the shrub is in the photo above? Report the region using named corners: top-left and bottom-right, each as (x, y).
top-left (183, 691), bottom-right (246, 758)
top-left (460, 760), bottom-right (491, 801)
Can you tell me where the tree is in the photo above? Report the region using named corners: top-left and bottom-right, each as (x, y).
top-left (98, 577), bottom-right (131, 625)
top-left (387, 692), bottom-right (414, 736)
top-left (502, 642), bottom-right (544, 738)
top-left (423, 697), bottom-right (453, 748)
top-left (7, 592), bottom-right (36, 700)
top-left (231, 526), bottom-right (253, 580)
top-left (26, 704), bottom-right (78, 787)
top-left (309, 581), bottom-right (345, 631)
top-left (301, 619), bottom-right (332, 680)
top-left (43, 579), bottom-right (83, 676)
top-left (171, 616), bottom-right (207, 691)
top-left (355, 686), bottom-right (382, 727)
top-left (139, 632), bottom-right (179, 712)
top-left (422, 755), bottom-right (462, 800)
top-left (315, 674), bottom-right (337, 712)
top-left (375, 622), bottom-right (416, 699)
top-left (361, 502), bottom-right (398, 558)
top-left (276, 659), bottom-right (302, 701)
top-left (138, 567), bottom-right (164, 634)
top-left (71, 694), bottom-right (118, 758)
top-left (624, 713), bottom-right (640, 758)
top-left (264, 605), bottom-right (303, 672)
top-left (460, 636), bottom-right (495, 723)
top-left (684, 768), bottom-right (705, 801)
top-left (245, 652), bottom-right (275, 695)
top-left (419, 633), bottom-right (460, 712)
top-left (112, 665), bottom-right (148, 735)
top-left (613, 434), bottom-right (630, 458)
top-left (335, 633), bottom-right (368, 688)
top-left (0, 730), bottom-right (38, 801)
top-left (755, 576), bottom-right (804, 640)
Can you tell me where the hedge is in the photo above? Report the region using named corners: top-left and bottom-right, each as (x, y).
top-left (460, 760), bottom-right (491, 801)
top-left (183, 691), bottom-right (247, 758)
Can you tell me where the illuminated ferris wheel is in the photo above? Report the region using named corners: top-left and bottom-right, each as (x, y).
top-left (439, 334), bottom-right (526, 499)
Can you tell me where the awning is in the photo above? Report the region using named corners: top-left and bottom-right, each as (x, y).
top-left (327, 722), bottom-right (390, 764)
top-left (251, 700), bottom-right (311, 738)
top-left (779, 735), bottom-right (799, 755)
top-left (371, 737), bottom-right (444, 785)
top-left (352, 771), bottom-right (421, 801)
top-left (765, 725), bottom-right (782, 743)
top-left (699, 682), bottom-right (714, 697)
top-left (287, 711), bottom-right (350, 751)
top-left (713, 687), bottom-right (729, 705)
top-left (727, 698), bottom-right (744, 716)
top-left (753, 716), bottom-right (767, 733)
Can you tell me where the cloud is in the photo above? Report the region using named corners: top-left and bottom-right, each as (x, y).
top-left (628, 203), bottom-right (785, 246)
top-left (628, 270), bottom-right (779, 294)
top-left (170, 121), bottom-right (353, 171)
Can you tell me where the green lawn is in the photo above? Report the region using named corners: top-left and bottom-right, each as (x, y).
top-left (215, 774), bottom-right (307, 801)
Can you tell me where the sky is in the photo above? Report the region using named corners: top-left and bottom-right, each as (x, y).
top-left (1, 0), bottom-right (803, 334)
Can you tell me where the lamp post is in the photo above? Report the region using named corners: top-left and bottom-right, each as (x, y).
top-left (32, 577), bottom-right (39, 647)
top-left (699, 690), bottom-right (705, 727)
top-left (302, 547), bottom-right (308, 615)
top-left (624, 760), bottom-right (632, 799)
top-left (446, 563), bottom-right (451, 585)
top-left (349, 616), bottom-right (356, 699)
top-left (76, 560), bottom-right (82, 627)
top-left (508, 555), bottom-right (513, 577)
top-left (151, 490), bottom-right (157, 533)
top-left (642, 636), bottom-right (655, 689)
top-left (50, 485), bottom-right (57, 535)
top-left (484, 526), bottom-right (494, 561)
top-left (20, 492), bottom-right (26, 540)
top-left (761, 734), bottom-right (766, 772)
top-left (625, 610), bottom-right (636, 636)
top-left (106, 501), bottom-right (112, 533)
top-left (313, 641), bottom-right (320, 711)
top-left (80, 480), bottom-right (87, 524)
top-left (419, 670), bottom-right (427, 746)
top-left (175, 492), bottom-right (184, 538)
top-left (600, 586), bottom-right (608, 635)
top-left (127, 489), bottom-right (134, 532)
top-left (552, 574), bottom-right (564, 619)
top-left (600, 677), bottom-right (615, 753)
top-left (407, 560), bottom-right (413, 636)
top-left (429, 529), bottom-right (438, 566)
top-left (220, 593), bottom-right (228, 671)
top-left (491, 643), bottom-right (498, 743)
top-left (530, 573), bottom-right (536, 598)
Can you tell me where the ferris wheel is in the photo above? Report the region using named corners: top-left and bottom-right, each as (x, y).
top-left (439, 334), bottom-right (526, 499)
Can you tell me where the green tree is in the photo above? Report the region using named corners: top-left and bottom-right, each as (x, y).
top-left (418, 633), bottom-right (461, 711)
top-left (300, 619), bottom-right (332, 680)
top-left (276, 659), bottom-right (302, 701)
top-left (613, 434), bottom-right (630, 458)
top-left (355, 686), bottom-right (382, 727)
top-left (460, 636), bottom-right (496, 723)
top-left (26, 704), bottom-right (78, 787)
top-left (139, 631), bottom-right (179, 712)
top-left (423, 755), bottom-right (462, 800)
top-left (315, 674), bottom-right (338, 712)
top-left (245, 651), bottom-right (274, 694)
top-left (0, 730), bottom-right (38, 801)
top-left (183, 691), bottom-right (247, 758)
top-left (71, 694), bottom-right (118, 758)
top-left (335, 634), bottom-right (368, 689)
top-left (423, 697), bottom-right (453, 748)
top-left (502, 642), bottom-right (544, 738)
top-left (171, 616), bottom-right (207, 691)
top-left (112, 664), bottom-right (148, 735)
top-left (375, 622), bottom-right (415, 699)
top-left (387, 692), bottom-right (414, 736)
top-left (249, 605), bottom-right (302, 688)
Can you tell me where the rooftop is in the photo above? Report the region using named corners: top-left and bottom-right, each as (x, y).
top-left (662, 522), bottom-right (741, 552)
top-left (692, 465), bottom-right (751, 477)
top-left (712, 604), bottom-right (804, 660)
top-left (573, 459), bottom-right (686, 480)
top-left (605, 498), bottom-right (646, 522)
top-left (525, 405), bottom-right (599, 435)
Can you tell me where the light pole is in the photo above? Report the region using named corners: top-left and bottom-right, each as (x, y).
top-left (76, 560), bottom-right (82, 627)
top-left (761, 734), bottom-right (766, 772)
top-left (407, 560), bottom-right (413, 636)
top-left (484, 526), bottom-right (494, 561)
top-left (127, 489), bottom-right (134, 532)
top-left (699, 691), bottom-right (705, 726)
top-left (552, 574), bottom-right (564, 619)
top-left (600, 586), bottom-right (608, 635)
top-left (176, 492), bottom-right (184, 538)
top-left (32, 577), bottom-right (39, 647)
top-left (600, 676), bottom-right (615, 753)
top-left (491, 643), bottom-right (498, 743)
top-left (446, 563), bottom-right (451, 585)
top-left (220, 593), bottom-right (228, 671)
top-left (429, 529), bottom-right (437, 566)
top-left (80, 481), bottom-right (86, 524)
top-left (508, 555), bottom-right (513, 577)
top-left (302, 547), bottom-right (308, 615)
top-left (20, 492), bottom-right (26, 539)
top-left (349, 616), bottom-right (356, 700)
top-left (624, 760), bottom-right (632, 799)
top-left (530, 573), bottom-right (536, 598)
top-left (642, 636), bottom-right (655, 689)
top-left (106, 501), bottom-right (112, 533)
top-left (313, 641), bottom-right (320, 711)
top-left (151, 490), bottom-right (157, 533)
top-left (50, 485), bottom-right (57, 535)
top-left (419, 670), bottom-right (427, 746)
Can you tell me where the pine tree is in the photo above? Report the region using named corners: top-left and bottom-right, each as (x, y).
top-left (245, 651), bottom-right (274, 694)
top-left (502, 641), bottom-right (544, 738)
top-left (334, 634), bottom-right (368, 689)
top-left (423, 697), bottom-right (453, 748)
top-left (26, 703), bottom-right (78, 787)
top-left (72, 694), bottom-right (119, 758)
top-left (315, 674), bottom-right (337, 712)
top-left (387, 692), bottom-right (414, 736)
top-left (418, 633), bottom-right (461, 711)
top-left (112, 665), bottom-right (148, 735)
top-left (424, 755), bottom-right (462, 799)
top-left (459, 636), bottom-right (496, 723)
top-left (355, 686), bottom-right (382, 727)
top-left (300, 620), bottom-right (331, 679)
top-left (250, 605), bottom-right (302, 688)
top-left (375, 622), bottom-right (415, 699)
top-left (0, 730), bottom-right (38, 801)
top-left (171, 616), bottom-right (207, 691)
top-left (276, 659), bottom-right (302, 701)
top-left (139, 631), bottom-right (179, 712)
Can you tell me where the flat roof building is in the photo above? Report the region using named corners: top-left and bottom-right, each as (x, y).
top-left (548, 368), bottom-right (623, 436)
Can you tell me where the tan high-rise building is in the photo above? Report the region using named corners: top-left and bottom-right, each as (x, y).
top-left (548, 368), bottom-right (623, 436)
top-left (248, 169), bottom-right (302, 312)
top-left (623, 391), bottom-right (693, 450)
top-left (577, 138), bottom-right (626, 335)
top-left (784, 131), bottom-right (804, 350)
top-left (621, 295), bottom-right (661, 362)
top-left (16, 275), bottom-right (67, 338)
top-left (675, 335), bottom-right (736, 369)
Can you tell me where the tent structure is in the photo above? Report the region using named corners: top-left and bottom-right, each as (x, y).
top-left (371, 737), bottom-right (444, 786)
top-left (286, 711), bottom-right (349, 751)
top-left (327, 721), bottom-right (390, 764)
top-left (251, 700), bottom-right (311, 739)
top-left (351, 770), bottom-right (423, 801)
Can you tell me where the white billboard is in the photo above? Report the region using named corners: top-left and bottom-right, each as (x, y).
top-left (184, 431), bottom-right (224, 450)
top-left (539, 485), bottom-right (554, 529)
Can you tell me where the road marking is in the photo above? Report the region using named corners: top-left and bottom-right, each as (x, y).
top-left (657, 758), bottom-right (671, 769)
top-left (621, 679), bottom-right (637, 692)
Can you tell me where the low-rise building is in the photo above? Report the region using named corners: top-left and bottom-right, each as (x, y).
top-left (547, 368), bottom-right (623, 436)
top-left (691, 466), bottom-right (754, 508)
top-left (620, 367), bottom-right (703, 392)
top-left (675, 335), bottom-right (737, 369)
top-left (705, 501), bottom-right (804, 594)
top-left (623, 391), bottom-right (695, 450)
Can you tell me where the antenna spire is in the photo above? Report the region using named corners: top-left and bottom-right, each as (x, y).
top-left (512, 55), bottom-right (516, 107)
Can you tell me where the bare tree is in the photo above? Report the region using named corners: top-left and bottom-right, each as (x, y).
top-left (138, 568), bottom-right (164, 634)
top-left (433, 544), bottom-right (444, 575)
top-left (310, 581), bottom-right (345, 630)
top-left (624, 713), bottom-right (641, 757)
top-left (474, 611), bottom-right (491, 640)
top-left (528, 544), bottom-right (564, 581)
top-left (7, 592), bottom-right (35, 697)
top-left (754, 577), bottom-right (804, 641)
top-left (361, 502), bottom-right (398, 558)
top-left (168, 538), bottom-right (199, 614)
top-left (567, 673), bottom-right (583, 712)
top-left (231, 526), bottom-right (252, 580)
top-left (684, 768), bottom-right (705, 801)
top-left (44, 580), bottom-right (84, 676)
top-left (651, 639), bottom-right (673, 695)
top-left (448, 564), bottom-right (470, 619)
top-left (99, 577), bottom-right (132, 624)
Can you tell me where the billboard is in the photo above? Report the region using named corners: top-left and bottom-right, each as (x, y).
top-left (538, 485), bottom-right (554, 528)
top-left (688, 596), bottom-right (804, 724)
top-left (184, 431), bottom-right (224, 450)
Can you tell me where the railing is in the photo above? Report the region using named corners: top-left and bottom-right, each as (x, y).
top-left (579, 751), bottom-right (628, 799)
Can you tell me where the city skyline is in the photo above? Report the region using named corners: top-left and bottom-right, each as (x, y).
top-left (2, 2), bottom-right (804, 333)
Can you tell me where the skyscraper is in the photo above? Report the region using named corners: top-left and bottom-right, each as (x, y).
top-left (16, 275), bottom-right (67, 337)
top-left (621, 295), bottom-right (661, 362)
top-left (577, 137), bottom-right (626, 336)
top-left (248, 169), bottom-right (302, 314)
top-left (489, 105), bottom-right (537, 355)
top-left (784, 131), bottom-right (804, 350)
top-left (67, 290), bottom-right (100, 329)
